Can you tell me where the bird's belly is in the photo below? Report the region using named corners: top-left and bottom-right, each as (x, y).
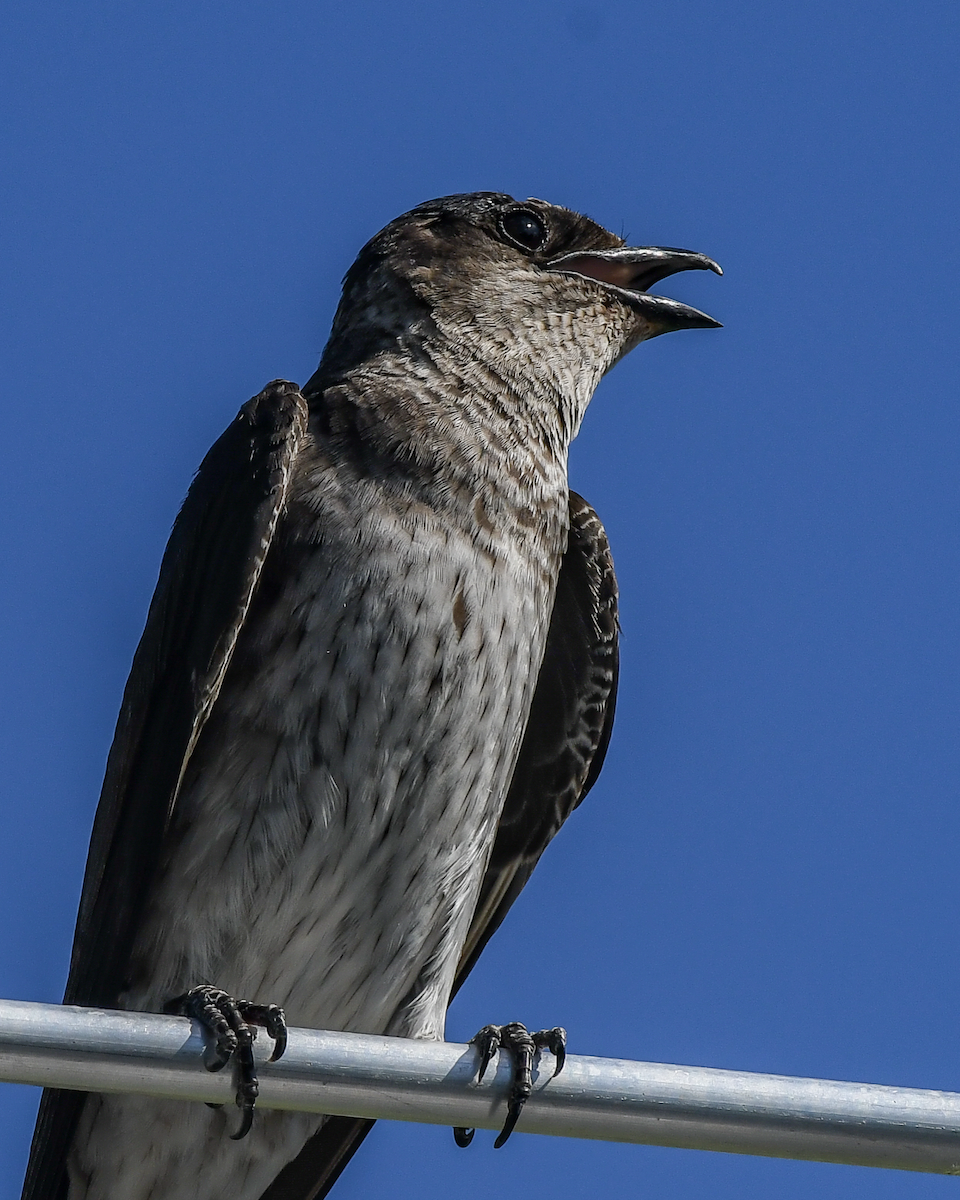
top-left (69, 501), bottom-right (563, 1199)
top-left (123, 514), bottom-right (558, 1042)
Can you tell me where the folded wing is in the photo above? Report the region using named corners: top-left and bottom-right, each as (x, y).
top-left (22, 380), bottom-right (308, 1200)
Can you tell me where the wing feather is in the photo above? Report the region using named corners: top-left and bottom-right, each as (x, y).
top-left (22, 380), bottom-right (308, 1200)
top-left (454, 490), bottom-right (619, 986)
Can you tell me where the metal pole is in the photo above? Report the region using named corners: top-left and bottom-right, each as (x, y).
top-left (1, 998), bottom-right (959, 1174)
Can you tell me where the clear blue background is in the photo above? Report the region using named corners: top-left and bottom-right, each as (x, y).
top-left (1, 2), bottom-right (958, 1196)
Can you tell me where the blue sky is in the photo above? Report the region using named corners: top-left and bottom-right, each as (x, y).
top-left (2, 1), bottom-right (959, 1196)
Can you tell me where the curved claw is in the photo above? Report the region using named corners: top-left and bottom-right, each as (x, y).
top-left (230, 1104), bottom-right (255, 1141)
top-left (238, 1001), bottom-right (288, 1062)
top-left (473, 1025), bottom-right (501, 1083)
top-left (229, 1021), bottom-right (259, 1140)
top-left (453, 1126), bottom-right (475, 1147)
top-left (534, 1026), bottom-right (567, 1076)
top-left (493, 1100), bottom-right (524, 1149)
top-left (204, 1048), bottom-right (233, 1073)
top-left (269, 1037), bottom-right (287, 1062)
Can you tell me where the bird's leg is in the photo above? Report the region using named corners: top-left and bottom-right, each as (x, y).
top-left (453, 1022), bottom-right (566, 1149)
top-left (163, 985), bottom-right (287, 1140)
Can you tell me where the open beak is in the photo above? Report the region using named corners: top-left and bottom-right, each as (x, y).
top-left (549, 246), bottom-right (722, 332)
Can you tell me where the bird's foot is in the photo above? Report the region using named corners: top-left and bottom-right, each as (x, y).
top-left (164, 985), bottom-right (287, 1140)
top-left (453, 1021), bottom-right (566, 1149)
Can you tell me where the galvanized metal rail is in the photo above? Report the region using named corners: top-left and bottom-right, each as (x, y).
top-left (2, 997), bottom-right (959, 1174)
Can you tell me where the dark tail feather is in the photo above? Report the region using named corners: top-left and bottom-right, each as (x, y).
top-left (258, 1117), bottom-right (375, 1200)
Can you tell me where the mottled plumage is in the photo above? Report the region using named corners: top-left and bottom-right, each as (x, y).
top-left (22, 192), bottom-right (720, 1200)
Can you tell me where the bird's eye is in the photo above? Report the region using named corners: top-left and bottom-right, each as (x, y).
top-left (499, 208), bottom-right (549, 252)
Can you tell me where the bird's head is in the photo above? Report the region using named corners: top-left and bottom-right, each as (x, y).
top-left (316, 192), bottom-right (720, 443)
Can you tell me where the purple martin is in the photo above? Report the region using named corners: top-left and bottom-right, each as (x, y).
top-left (22, 192), bottom-right (720, 1199)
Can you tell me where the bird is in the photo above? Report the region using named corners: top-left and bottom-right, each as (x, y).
top-left (21, 191), bottom-right (720, 1200)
